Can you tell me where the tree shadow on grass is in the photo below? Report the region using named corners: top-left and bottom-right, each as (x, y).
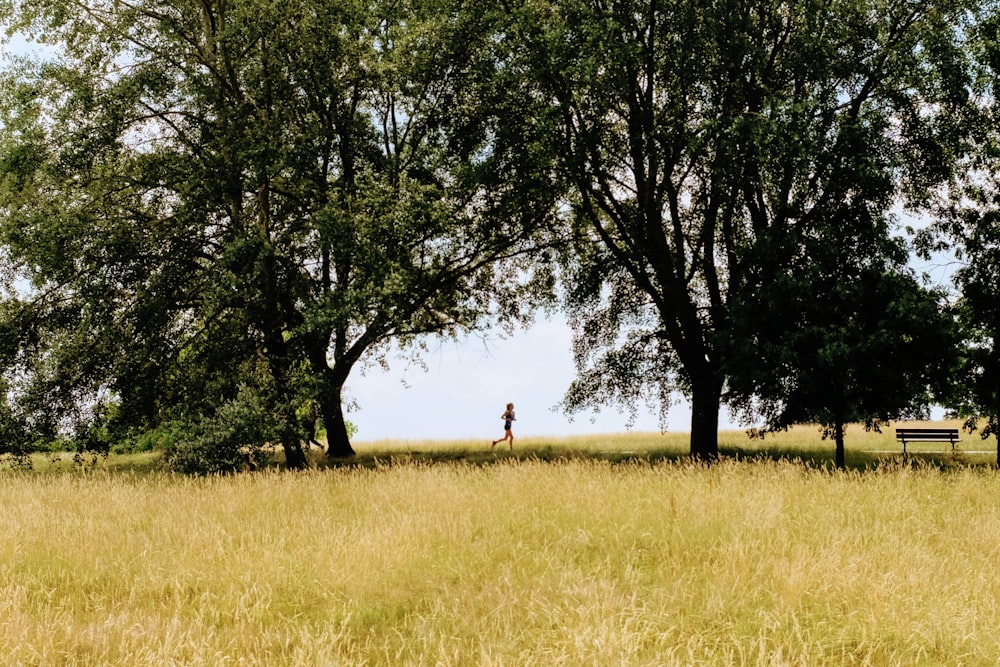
top-left (11, 441), bottom-right (994, 475)
top-left (721, 445), bottom-right (995, 473)
top-left (319, 442), bottom-right (999, 474)
top-left (316, 442), bottom-right (691, 471)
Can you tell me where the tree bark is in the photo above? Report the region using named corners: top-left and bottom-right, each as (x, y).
top-left (689, 376), bottom-right (721, 461)
top-left (834, 420), bottom-right (846, 469)
top-left (322, 382), bottom-right (355, 458)
top-left (995, 404), bottom-right (999, 469)
top-left (305, 336), bottom-right (356, 459)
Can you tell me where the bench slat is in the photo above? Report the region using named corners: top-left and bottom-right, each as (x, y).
top-left (894, 428), bottom-right (960, 455)
top-left (895, 429), bottom-right (959, 433)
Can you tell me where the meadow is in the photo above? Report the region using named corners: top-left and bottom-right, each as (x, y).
top-left (3, 420), bottom-right (1000, 665)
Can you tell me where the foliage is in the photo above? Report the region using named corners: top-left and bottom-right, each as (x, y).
top-left (0, 0), bottom-right (561, 470)
top-left (510, 0), bottom-right (975, 460)
top-left (730, 251), bottom-right (961, 466)
top-left (917, 4), bottom-right (1000, 466)
top-left (0, 0), bottom-right (991, 472)
top-left (934, 204), bottom-right (1000, 463)
top-left (725, 129), bottom-right (964, 468)
top-left (124, 424), bottom-right (185, 456)
top-left (163, 385), bottom-right (279, 475)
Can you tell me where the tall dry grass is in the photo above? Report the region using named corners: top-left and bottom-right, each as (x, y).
top-left (3, 429), bottom-right (1000, 665)
top-left (350, 418), bottom-right (991, 468)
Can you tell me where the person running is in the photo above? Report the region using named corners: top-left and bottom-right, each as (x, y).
top-left (491, 403), bottom-right (516, 450)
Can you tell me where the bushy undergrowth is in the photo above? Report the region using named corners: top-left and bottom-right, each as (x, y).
top-left (162, 388), bottom-right (278, 474)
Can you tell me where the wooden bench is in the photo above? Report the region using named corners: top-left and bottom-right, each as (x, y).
top-left (895, 428), bottom-right (960, 455)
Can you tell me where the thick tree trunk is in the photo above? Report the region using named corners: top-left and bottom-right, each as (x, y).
top-left (322, 383), bottom-right (355, 458)
top-left (834, 420), bottom-right (846, 469)
top-left (689, 378), bottom-right (721, 461)
top-left (303, 335), bottom-right (356, 458)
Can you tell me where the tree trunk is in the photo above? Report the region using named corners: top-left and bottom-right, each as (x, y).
top-left (689, 378), bottom-right (721, 461)
top-left (322, 382), bottom-right (355, 458)
top-left (280, 422), bottom-right (308, 470)
top-left (302, 333), bottom-right (356, 458)
top-left (834, 420), bottom-right (846, 469)
top-left (993, 396), bottom-right (1000, 469)
top-left (262, 340), bottom-right (308, 469)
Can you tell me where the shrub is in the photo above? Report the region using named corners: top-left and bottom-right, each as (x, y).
top-left (164, 386), bottom-right (278, 474)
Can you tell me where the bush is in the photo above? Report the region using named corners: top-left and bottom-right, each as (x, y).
top-left (164, 387), bottom-right (278, 474)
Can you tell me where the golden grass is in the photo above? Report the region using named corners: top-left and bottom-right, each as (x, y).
top-left (350, 418), bottom-right (991, 469)
top-left (3, 422), bottom-right (1000, 665)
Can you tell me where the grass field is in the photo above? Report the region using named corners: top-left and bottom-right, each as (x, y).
top-left (3, 421), bottom-right (1000, 665)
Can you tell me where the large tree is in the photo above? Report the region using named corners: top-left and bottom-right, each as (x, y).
top-left (0, 0), bottom-right (560, 466)
top-left (723, 110), bottom-right (964, 468)
top-left (947, 221), bottom-right (1000, 466)
top-left (919, 4), bottom-right (1000, 467)
top-left (511, 0), bottom-right (972, 459)
top-left (729, 231), bottom-right (960, 468)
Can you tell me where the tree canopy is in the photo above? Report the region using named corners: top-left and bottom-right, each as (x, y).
top-left (0, 0), bottom-right (996, 470)
top-left (0, 0), bottom-right (561, 469)
top-left (506, 0), bottom-right (974, 459)
top-left (924, 2), bottom-right (1000, 465)
top-left (730, 236), bottom-right (960, 467)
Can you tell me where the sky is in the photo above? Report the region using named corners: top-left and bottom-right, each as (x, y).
top-left (347, 314), bottom-right (716, 442)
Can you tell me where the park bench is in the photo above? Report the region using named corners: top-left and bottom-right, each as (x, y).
top-left (895, 427), bottom-right (960, 456)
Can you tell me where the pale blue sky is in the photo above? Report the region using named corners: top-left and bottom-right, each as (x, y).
top-left (347, 314), bottom-right (713, 442)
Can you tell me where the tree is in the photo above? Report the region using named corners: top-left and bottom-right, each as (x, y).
top-left (0, 0), bottom-right (560, 468)
top-left (949, 224), bottom-right (1000, 467)
top-left (509, 0), bottom-right (973, 459)
top-left (729, 231), bottom-right (960, 468)
top-left (920, 4), bottom-right (1000, 467)
top-left (931, 182), bottom-right (1000, 466)
top-left (723, 110), bottom-right (963, 468)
